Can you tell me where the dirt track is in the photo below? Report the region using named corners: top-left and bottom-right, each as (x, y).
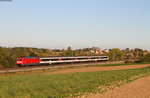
top-left (87, 75), bottom-right (150, 98)
top-left (47, 64), bottom-right (150, 74)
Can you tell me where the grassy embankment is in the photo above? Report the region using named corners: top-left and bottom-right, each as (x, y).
top-left (100, 62), bottom-right (150, 67)
top-left (1, 62), bottom-right (150, 76)
top-left (0, 66), bottom-right (150, 98)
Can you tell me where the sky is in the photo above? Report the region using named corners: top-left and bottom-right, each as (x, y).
top-left (0, 0), bottom-right (150, 50)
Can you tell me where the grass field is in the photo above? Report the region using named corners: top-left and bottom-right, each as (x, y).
top-left (0, 66), bottom-right (150, 98)
top-left (67, 62), bottom-right (150, 68)
top-left (96, 62), bottom-right (150, 67)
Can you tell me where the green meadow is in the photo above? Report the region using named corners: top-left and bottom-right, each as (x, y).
top-left (0, 66), bottom-right (150, 98)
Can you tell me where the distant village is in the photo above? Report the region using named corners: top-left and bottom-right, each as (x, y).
top-left (82, 47), bottom-right (109, 54)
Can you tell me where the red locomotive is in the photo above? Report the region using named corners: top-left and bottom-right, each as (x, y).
top-left (16, 56), bottom-right (109, 67)
top-left (16, 57), bottom-right (39, 66)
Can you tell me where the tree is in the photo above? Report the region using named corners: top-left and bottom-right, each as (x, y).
top-left (29, 53), bottom-right (38, 57)
top-left (66, 47), bottom-right (73, 56)
top-left (141, 53), bottom-right (150, 62)
top-left (109, 48), bottom-right (124, 61)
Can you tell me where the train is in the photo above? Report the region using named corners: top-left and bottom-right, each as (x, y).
top-left (16, 56), bottom-right (109, 67)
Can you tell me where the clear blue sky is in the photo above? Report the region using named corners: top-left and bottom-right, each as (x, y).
top-left (0, 0), bottom-right (150, 50)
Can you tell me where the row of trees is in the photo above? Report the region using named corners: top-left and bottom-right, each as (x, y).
top-left (0, 46), bottom-right (149, 68)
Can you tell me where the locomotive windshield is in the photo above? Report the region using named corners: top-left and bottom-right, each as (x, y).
top-left (17, 59), bottom-right (22, 61)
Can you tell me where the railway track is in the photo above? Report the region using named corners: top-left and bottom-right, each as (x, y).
top-left (0, 61), bottom-right (124, 74)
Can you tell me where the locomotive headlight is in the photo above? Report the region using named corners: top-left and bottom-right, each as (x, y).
top-left (17, 61), bottom-right (22, 63)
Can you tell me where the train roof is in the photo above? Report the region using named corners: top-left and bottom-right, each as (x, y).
top-left (17, 56), bottom-right (109, 59)
top-left (17, 57), bottom-right (38, 59)
top-left (39, 56), bottom-right (108, 59)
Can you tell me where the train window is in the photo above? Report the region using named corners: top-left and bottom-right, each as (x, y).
top-left (91, 57), bottom-right (97, 59)
top-left (78, 58), bottom-right (88, 60)
top-left (42, 59), bottom-right (59, 61)
top-left (102, 57), bottom-right (108, 58)
top-left (42, 59), bottom-right (51, 61)
top-left (62, 58), bottom-right (72, 60)
top-left (51, 59), bottom-right (59, 61)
